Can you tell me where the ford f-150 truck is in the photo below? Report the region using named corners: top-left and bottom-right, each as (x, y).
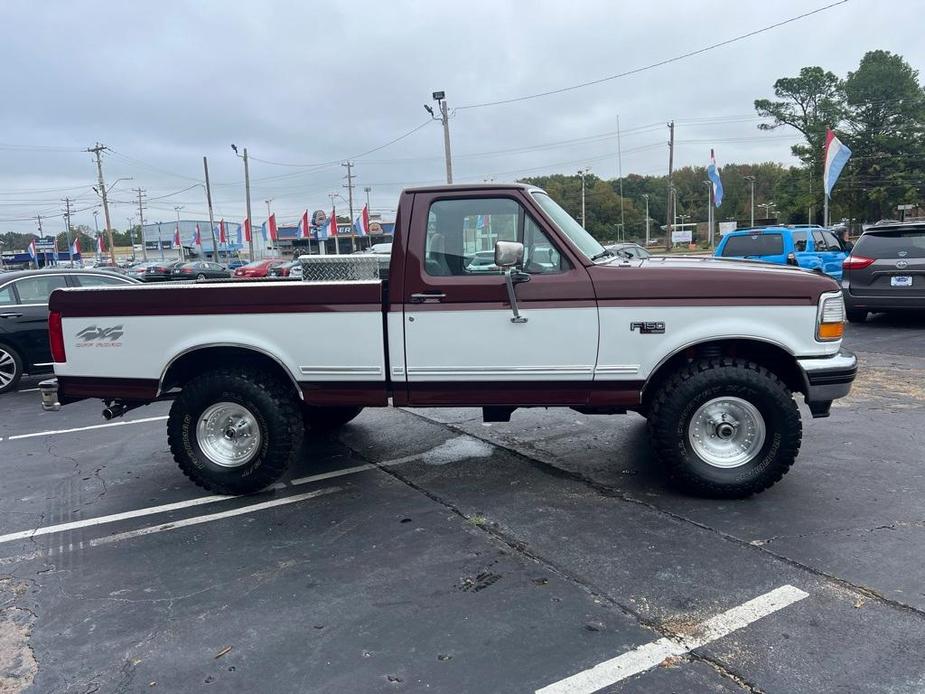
top-left (39, 184), bottom-right (857, 498)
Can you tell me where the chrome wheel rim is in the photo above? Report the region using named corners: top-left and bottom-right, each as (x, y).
top-left (197, 402), bottom-right (262, 468)
top-left (0, 348), bottom-right (17, 389)
top-left (687, 397), bottom-right (766, 469)
top-left (197, 273), bottom-right (206, 280)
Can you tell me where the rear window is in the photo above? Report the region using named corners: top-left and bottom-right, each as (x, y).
top-left (721, 233), bottom-right (784, 257)
top-left (854, 229), bottom-right (925, 258)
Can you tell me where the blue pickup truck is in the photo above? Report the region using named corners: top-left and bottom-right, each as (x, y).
top-left (714, 226), bottom-right (849, 279)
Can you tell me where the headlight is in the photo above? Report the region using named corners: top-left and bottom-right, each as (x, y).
top-left (816, 291), bottom-right (845, 341)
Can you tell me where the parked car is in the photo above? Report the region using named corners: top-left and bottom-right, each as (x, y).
top-left (232, 259), bottom-right (283, 278)
top-left (267, 259), bottom-right (301, 278)
top-left (41, 183), bottom-right (855, 500)
top-left (465, 250), bottom-right (498, 272)
top-left (226, 259), bottom-right (247, 271)
top-left (842, 221), bottom-right (925, 322)
top-left (606, 242), bottom-right (652, 260)
top-left (715, 226), bottom-right (849, 279)
top-left (130, 260), bottom-right (183, 282)
top-left (172, 261), bottom-right (230, 280)
top-left (363, 243), bottom-right (393, 255)
top-left (0, 269), bottom-right (139, 393)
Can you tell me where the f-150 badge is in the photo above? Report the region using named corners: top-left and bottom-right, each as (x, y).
top-left (630, 321), bottom-right (666, 334)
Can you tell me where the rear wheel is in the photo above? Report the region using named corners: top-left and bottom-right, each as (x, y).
top-left (167, 368), bottom-right (303, 494)
top-left (303, 405), bottom-right (364, 432)
top-left (846, 309), bottom-right (867, 323)
top-left (0, 344), bottom-right (23, 395)
top-left (647, 358), bottom-right (802, 498)
top-left (196, 273), bottom-right (206, 281)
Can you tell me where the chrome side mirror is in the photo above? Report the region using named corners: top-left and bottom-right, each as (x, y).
top-left (494, 241), bottom-right (524, 268)
top-left (495, 241), bottom-right (528, 324)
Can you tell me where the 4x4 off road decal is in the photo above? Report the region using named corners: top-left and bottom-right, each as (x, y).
top-left (75, 325), bottom-right (124, 348)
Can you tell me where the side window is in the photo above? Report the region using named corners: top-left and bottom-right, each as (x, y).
top-left (0, 285), bottom-right (16, 305)
top-left (812, 231), bottom-right (827, 251)
top-left (74, 275), bottom-right (128, 288)
top-left (425, 198), bottom-right (567, 276)
top-left (791, 231), bottom-right (808, 253)
top-left (822, 231), bottom-right (842, 251)
top-left (13, 275), bottom-right (68, 304)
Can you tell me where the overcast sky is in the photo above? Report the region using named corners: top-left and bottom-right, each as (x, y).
top-left (0, 0), bottom-right (920, 234)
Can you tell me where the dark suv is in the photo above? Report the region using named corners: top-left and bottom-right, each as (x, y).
top-left (842, 222), bottom-right (925, 322)
top-left (0, 269), bottom-right (139, 393)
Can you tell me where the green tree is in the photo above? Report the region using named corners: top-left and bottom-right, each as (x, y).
top-left (841, 50), bottom-right (925, 222)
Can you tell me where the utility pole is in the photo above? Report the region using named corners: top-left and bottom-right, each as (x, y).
top-left (617, 115), bottom-right (625, 242)
top-left (92, 211), bottom-right (100, 263)
top-left (364, 186), bottom-right (371, 211)
top-left (664, 121), bottom-right (675, 252)
top-left (642, 194), bottom-right (650, 247)
top-left (202, 157), bottom-right (219, 261)
top-left (87, 142), bottom-right (116, 266)
top-left (704, 180), bottom-right (713, 248)
top-left (35, 214), bottom-right (43, 268)
top-left (134, 188), bottom-right (149, 261)
top-left (62, 197), bottom-right (73, 264)
top-left (743, 175), bottom-right (756, 227)
top-left (425, 91), bottom-right (453, 183)
top-left (343, 161), bottom-right (356, 251)
top-left (231, 145), bottom-right (256, 261)
top-left (328, 192), bottom-right (342, 255)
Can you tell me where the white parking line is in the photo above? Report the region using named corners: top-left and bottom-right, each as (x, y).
top-left (5, 415), bottom-right (169, 441)
top-left (535, 584), bottom-right (809, 694)
top-left (16, 387), bottom-right (40, 393)
top-left (89, 487), bottom-right (340, 546)
top-left (0, 463), bottom-right (383, 547)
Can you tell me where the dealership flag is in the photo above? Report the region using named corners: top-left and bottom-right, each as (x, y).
top-left (352, 204), bottom-right (369, 237)
top-left (96, 234), bottom-right (105, 254)
top-left (28, 238), bottom-right (37, 262)
top-left (194, 223), bottom-right (202, 246)
top-left (174, 224), bottom-right (181, 246)
top-left (219, 219), bottom-right (226, 244)
top-left (267, 213), bottom-right (278, 242)
top-left (823, 128), bottom-right (852, 198)
top-left (327, 208), bottom-right (337, 237)
top-left (299, 210), bottom-right (311, 239)
top-left (71, 236), bottom-right (80, 257)
top-left (243, 217), bottom-right (251, 243)
top-left (707, 149), bottom-right (724, 207)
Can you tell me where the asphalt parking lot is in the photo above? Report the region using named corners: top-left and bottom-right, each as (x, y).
top-left (1, 313), bottom-right (924, 693)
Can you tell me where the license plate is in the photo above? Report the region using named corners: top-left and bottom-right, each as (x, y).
top-left (891, 275), bottom-right (913, 287)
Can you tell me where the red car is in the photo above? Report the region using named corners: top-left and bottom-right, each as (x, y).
top-left (232, 259), bottom-right (283, 278)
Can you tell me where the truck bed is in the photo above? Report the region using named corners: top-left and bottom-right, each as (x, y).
top-left (49, 280), bottom-right (387, 405)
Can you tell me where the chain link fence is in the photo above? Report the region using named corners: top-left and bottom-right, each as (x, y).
top-left (297, 255), bottom-right (389, 281)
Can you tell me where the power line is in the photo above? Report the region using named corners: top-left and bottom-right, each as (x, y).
top-left (456, 0), bottom-right (850, 110)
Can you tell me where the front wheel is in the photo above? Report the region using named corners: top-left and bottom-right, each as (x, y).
top-left (647, 359), bottom-right (802, 498)
top-left (0, 344), bottom-right (23, 395)
top-left (167, 369), bottom-right (304, 494)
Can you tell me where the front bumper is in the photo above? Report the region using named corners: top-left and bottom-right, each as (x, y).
top-left (39, 378), bottom-right (60, 412)
top-left (797, 349), bottom-right (858, 416)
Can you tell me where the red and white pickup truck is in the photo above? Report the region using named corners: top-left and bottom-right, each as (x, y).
top-left (40, 184), bottom-right (857, 498)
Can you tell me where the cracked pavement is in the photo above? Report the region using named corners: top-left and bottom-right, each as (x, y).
top-left (0, 313), bottom-right (923, 692)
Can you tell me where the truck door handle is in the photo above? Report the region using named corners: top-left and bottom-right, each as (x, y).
top-left (410, 292), bottom-right (446, 303)
top-left (0, 312), bottom-right (23, 319)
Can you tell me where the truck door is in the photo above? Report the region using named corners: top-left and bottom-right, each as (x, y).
top-left (400, 192), bottom-right (598, 407)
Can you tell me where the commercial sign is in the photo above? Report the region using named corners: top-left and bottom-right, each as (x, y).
top-left (719, 221), bottom-right (738, 236)
top-left (671, 229), bottom-right (692, 243)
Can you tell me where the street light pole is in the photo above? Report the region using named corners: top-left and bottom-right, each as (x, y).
top-left (743, 175), bottom-right (756, 227)
top-left (642, 193), bottom-right (650, 247)
top-left (425, 91), bottom-right (453, 184)
top-left (578, 168), bottom-right (589, 228)
top-left (364, 186), bottom-right (371, 211)
top-left (704, 180), bottom-right (713, 248)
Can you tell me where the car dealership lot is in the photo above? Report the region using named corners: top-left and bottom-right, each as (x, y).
top-left (1, 317), bottom-right (924, 693)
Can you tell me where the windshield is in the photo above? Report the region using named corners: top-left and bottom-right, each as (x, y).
top-left (531, 192), bottom-right (606, 261)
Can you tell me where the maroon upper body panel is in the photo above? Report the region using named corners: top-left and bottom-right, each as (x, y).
top-left (49, 280), bottom-right (383, 317)
top-left (589, 258), bottom-right (839, 306)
